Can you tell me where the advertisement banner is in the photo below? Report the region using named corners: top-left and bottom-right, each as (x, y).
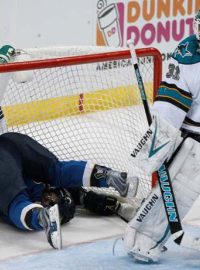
top-left (96, 0), bottom-right (200, 66)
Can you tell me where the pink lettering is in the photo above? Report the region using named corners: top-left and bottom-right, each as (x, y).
top-left (126, 17), bottom-right (194, 47)
top-left (157, 21), bottom-right (170, 43)
top-left (172, 19), bottom-right (185, 41)
top-left (127, 26), bottom-right (140, 45)
top-left (141, 24), bottom-right (156, 45)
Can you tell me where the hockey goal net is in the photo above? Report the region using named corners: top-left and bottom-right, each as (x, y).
top-left (0, 46), bottom-right (162, 202)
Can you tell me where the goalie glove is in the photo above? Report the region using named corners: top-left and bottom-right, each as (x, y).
top-left (12, 49), bottom-right (34, 83)
top-left (0, 45), bottom-right (15, 63)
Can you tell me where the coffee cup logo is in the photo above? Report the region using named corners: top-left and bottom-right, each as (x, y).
top-left (98, 3), bottom-right (122, 47)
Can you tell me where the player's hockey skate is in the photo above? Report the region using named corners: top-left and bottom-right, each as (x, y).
top-left (91, 165), bottom-right (139, 198)
top-left (39, 204), bottom-right (62, 249)
top-left (106, 170), bottom-right (139, 198)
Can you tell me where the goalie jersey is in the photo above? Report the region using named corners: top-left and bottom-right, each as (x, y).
top-left (153, 34), bottom-right (200, 134)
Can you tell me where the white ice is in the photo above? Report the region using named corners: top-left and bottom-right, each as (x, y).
top-left (1, 220), bottom-right (200, 270)
top-left (0, 204), bottom-right (200, 270)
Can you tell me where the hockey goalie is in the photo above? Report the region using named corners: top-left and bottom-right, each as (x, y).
top-left (123, 9), bottom-right (200, 263)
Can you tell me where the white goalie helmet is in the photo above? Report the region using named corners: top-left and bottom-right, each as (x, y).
top-left (194, 9), bottom-right (200, 40)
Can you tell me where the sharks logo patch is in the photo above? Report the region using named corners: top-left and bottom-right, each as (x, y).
top-left (173, 42), bottom-right (192, 58)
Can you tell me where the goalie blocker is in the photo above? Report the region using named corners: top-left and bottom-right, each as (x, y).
top-left (124, 114), bottom-right (200, 262)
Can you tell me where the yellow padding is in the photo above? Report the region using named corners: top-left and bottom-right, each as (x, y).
top-left (3, 83), bottom-right (153, 127)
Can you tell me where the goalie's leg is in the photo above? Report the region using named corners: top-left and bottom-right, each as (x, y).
top-left (124, 137), bottom-right (200, 262)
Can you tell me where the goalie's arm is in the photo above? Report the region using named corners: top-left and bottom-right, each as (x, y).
top-left (153, 58), bottom-right (192, 130)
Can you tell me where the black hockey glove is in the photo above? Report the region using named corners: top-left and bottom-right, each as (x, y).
top-left (82, 189), bottom-right (119, 216)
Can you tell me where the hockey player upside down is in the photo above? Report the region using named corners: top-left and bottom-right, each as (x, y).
top-left (0, 44), bottom-right (139, 250)
top-left (0, 132), bottom-right (137, 249)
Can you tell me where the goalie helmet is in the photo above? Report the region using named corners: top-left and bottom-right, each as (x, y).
top-left (194, 9), bottom-right (200, 41)
top-left (41, 186), bottom-right (75, 224)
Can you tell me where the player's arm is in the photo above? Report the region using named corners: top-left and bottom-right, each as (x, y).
top-left (67, 186), bottom-right (138, 222)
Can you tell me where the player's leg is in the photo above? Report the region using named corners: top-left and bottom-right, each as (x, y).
top-left (0, 132), bottom-right (138, 197)
top-left (0, 132), bottom-right (58, 183)
top-left (51, 161), bottom-right (138, 197)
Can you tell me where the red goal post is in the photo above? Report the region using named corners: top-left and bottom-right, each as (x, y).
top-left (0, 46), bottom-right (162, 201)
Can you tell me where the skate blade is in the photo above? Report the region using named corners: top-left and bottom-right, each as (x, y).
top-left (128, 251), bottom-right (155, 263)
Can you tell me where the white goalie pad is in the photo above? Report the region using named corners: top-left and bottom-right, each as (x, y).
top-left (124, 137), bottom-right (200, 262)
top-left (130, 115), bottom-right (182, 175)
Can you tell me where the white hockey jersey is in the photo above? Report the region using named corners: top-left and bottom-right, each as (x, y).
top-left (153, 34), bottom-right (200, 134)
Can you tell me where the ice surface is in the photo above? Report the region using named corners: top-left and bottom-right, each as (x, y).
top-left (1, 227), bottom-right (200, 270)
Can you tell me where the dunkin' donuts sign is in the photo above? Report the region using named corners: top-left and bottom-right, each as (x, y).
top-left (96, 0), bottom-right (200, 48)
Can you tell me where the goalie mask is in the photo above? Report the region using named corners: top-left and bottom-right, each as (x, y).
top-left (194, 9), bottom-right (200, 41)
top-left (41, 187), bottom-right (75, 224)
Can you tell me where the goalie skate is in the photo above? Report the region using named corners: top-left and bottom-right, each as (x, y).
top-left (128, 245), bottom-right (168, 263)
top-left (128, 251), bottom-right (156, 263)
top-left (39, 204), bottom-right (62, 249)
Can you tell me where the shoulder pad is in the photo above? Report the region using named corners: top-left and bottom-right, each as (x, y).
top-left (172, 35), bottom-right (200, 64)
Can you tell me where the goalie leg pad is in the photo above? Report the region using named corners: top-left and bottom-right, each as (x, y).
top-left (124, 137), bottom-right (200, 262)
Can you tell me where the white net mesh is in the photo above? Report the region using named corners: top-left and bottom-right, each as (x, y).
top-left (0, 46), bottom-right (161, 201)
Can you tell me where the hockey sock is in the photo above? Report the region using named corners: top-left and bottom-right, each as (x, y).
top-left (90, 164), bottom-right (110, 187)
top-left (8, 191), bottom-right (43, 230)
top-left (49, 160), bottom-right (87, 187)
